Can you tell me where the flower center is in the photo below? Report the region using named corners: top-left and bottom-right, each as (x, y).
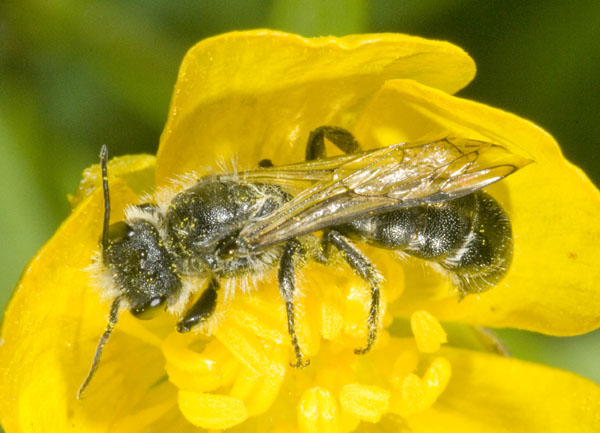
top-left (161, 263), bottom-right (452, 431)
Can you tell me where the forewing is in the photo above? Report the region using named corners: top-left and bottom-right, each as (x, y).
top-left (234, 138), bottom-right (532, 251)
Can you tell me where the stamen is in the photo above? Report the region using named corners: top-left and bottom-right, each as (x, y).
top-left (229, 365), bottom-right (285, 416)
top-left (339, 383), bottom-right (391, 423)
top-left (389, 356), bottom-right (452, 416)
top-left (178, 391), bottom-right (248, 430)
top-left (298, 387), bottom-right (340, 433)
top-left (390, 373), bottom-right (427, 416)
top-left (423, 357), bottom-right (452, 402)
top-left (319, 303), bottom-right (344, 340)
top-left (410, 310), bottom-right (448, 353)
top-left (162, 278), bottom-right (455, 431)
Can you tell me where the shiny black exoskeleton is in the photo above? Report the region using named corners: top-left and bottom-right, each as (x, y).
top-left (336, 190), bottom-right (512, 292)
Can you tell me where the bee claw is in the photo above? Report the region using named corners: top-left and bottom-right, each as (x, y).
top-left (176, 322), bottom-right (191, 333)
top-left (354, 343), bottom-right (374, 355)
top-left (290, 358), bottom-right (310, 369)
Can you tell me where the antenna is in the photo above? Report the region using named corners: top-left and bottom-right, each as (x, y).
top-left (77, 296), bottom-right (121, 399)
top-left (100, 145), bottom-right (110, 259)
top-left (77, 145), bottom-right (119, 400)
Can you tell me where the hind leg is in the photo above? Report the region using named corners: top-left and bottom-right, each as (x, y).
top-left (305, 126), bottom-right (362, 161)
top-left (306, 126), bottom-right (364, 262)
top-left (326, 230), bottom-right (382, 354)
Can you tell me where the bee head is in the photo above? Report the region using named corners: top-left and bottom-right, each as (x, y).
top-left (104, 219), bottom-right (181, 319)
top-left (78, 146), bottom-right (180, 400)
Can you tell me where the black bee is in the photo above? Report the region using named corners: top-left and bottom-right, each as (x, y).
top-left (78, 126), bottom-right (531, 398)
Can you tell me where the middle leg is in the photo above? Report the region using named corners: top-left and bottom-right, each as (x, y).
top-left (326, 230), bottom-right (382, 354)
top-left (278, 239), bottom-right (309, 368)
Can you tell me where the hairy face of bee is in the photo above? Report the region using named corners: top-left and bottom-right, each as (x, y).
top-left (104, 219), bottom-right (181, 319)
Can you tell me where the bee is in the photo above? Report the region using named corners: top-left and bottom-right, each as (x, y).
top-left (77, 126), bottom-right (531, 398)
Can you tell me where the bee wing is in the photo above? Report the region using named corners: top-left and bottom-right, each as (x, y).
top-left (234, 137), bottom-right (532, 251)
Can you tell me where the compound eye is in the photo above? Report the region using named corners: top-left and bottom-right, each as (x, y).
top-left (107, 221), bottom-right (134, 244)
top-left (130, 295), bottom-right (167, 320)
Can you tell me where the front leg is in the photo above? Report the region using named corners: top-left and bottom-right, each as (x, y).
top-left (327, 230), bottom-right (382, 354)
top-left (278, 239), bottom-right (309, 368)
top-left (177, 277), bottom-right (220, 333)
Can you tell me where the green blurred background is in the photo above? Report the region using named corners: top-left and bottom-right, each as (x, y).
top-left (1, 0), bottom-right (598, 393)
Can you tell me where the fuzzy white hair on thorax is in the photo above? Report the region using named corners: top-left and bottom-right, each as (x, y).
top-left (214, 155), bottom-right (240, 178)
top-left (151, 171), bottom-right (203, 213)
top-left (124, 205), bottom-right (162, 226)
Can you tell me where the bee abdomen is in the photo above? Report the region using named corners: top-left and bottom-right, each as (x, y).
top-left (440, 192), bottom-right (512, 294)
top-left (336, 191), bottom-right (512, 295)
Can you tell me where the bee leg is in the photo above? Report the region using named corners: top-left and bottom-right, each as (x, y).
top-left (327, 230), bottom-right (381, 355)
top-left (306, 126), bottom-right (362, 161)
top-left (313, 229), bottom-right (334, 264)
top-left (77, 296), bottom-right (122, 399)
top-left (278, 239), bottom-right (310, 368)
top-left (177, 277), bottom-right (220, 333)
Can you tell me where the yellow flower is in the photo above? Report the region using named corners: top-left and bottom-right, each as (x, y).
top-left (1, 30), bottom-right (600, 432)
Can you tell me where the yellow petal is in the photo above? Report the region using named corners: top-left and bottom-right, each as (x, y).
top-left (157, 30), bottom-right (475, 183)
top-left (109, 380), bottom-right (182, 433)
top-left (358, 79), bottom-right (600, 335)
top-left (404, 347), bottom-right (600, 433)
top-left (70, 153), bottom-right (155, 209)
